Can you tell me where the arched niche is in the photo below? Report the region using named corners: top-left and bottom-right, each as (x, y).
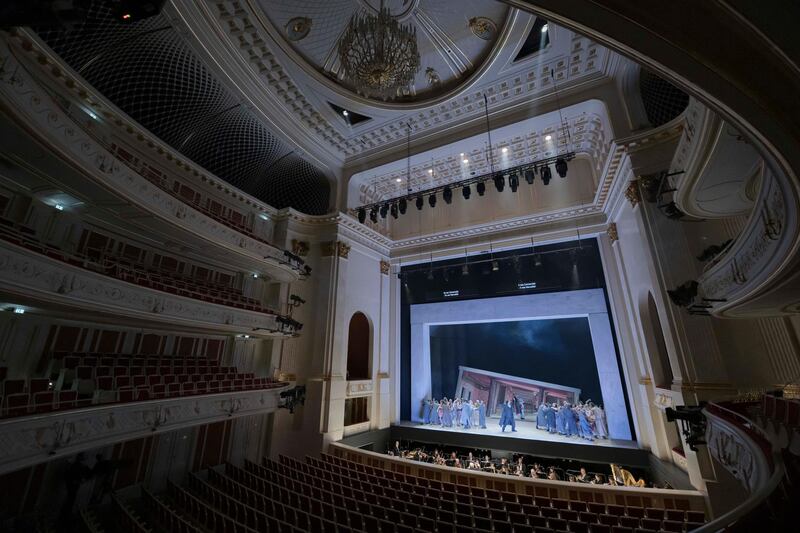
top-left (641, 292), bottom-right (675, 389)
top-left (346, 312), bottom-right (371, 381)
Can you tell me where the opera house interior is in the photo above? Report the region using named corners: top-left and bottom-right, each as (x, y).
top-left (0, 1), bottom-right (798, 532)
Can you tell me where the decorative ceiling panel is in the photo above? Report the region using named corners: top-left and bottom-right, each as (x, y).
top-left (255, 0), bottom-right (510, 103)
top-left (36, 0), bottom-right (331, 215)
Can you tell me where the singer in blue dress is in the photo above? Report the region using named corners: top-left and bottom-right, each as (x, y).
top-left (478, 401), bottom-right (487, 428)
top-left (578, 408), bottom-right (595, 441)
top-left (563, 402), bottom-right (579, 436)
top-left (461, 400), bottom-right (472, 429)
top-left (536, 403), bottom-right (546, 429)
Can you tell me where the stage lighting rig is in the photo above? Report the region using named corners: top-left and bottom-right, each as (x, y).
top-left (357, 208), bottom-right (366, 223)
top-left (665, 404), bottom-right (707, 451)
top-left (380, 204), bottom-right (389, 218)
top-left (555, 157), bottom-right (568, 178)
top-left (390, 203), bottom-right (398, 219)
top-left (415, 196), bottom-right (424, 210)
top-left (476, 181), bottom-right (486, 196)
top-left (428, 194), bottom-right (437, 208)
top-left (399, 198), bottom-right (407, 214)
top-left (462, 185), bottom-right (471, 200)
top-left (369, 207), bottom-right (378, 223)
top-left (443, 186), bottom-right (453, 204)
top-left (524, 168), bottom-right (535, 185)
top-left (279, 386), bottom-right (306, 414)
top-left (493, 173), bottom-right (505, 192)
top-left (541, 165), bottom-right (552, 185)
top-left (509, 172), bottom-right (519, 192)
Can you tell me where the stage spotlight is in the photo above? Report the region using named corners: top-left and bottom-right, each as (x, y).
top-left (476, 181), bottom-right (486, 196)
top-left (462, 185), bottom-right (471, 200)
top-left (524, 168), bottom-right (535, 185)
top-left (399, 198), bottom-right (407, 215)
top-left (415, 196), bottom-right (424, 210)
top-left (493, 173), bottom-right (505, 193)
top-left (380, 204), bottom-right (389, 218)
top-left (357, 208), bottom-right (366, 224)
top-left (369, 207), bottom-right (378, 223)
top-left (428, 194), bottom-right (437, 208)
top-left (541, 165), bottom-right (552, 185)
top-left (491, 260), bottom-right (500, 271)
top-left (509, 172), bottom-right (519, 193)
top-left (443, 186), bottom-right (453, 204)
top-left (555, 157), bottom-right (568, 178)
top-left (390, 203), bottom-right (398, 219)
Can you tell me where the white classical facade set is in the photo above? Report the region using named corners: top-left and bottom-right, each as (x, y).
top-left (0, 1), bottom-right (798, 524)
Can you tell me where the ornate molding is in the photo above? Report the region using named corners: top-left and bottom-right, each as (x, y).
top-left (0, 242), bottom-right (292, 336)
top-left (379, 260), bottom-right (390, 275)
top-left (347, 380), bottom-right (374, 397)
top-left (291, 239), bottom-right (309, 257)
top-left (705, 407), bottom-right (770, 493)
top-left (624, 181), bottom-right (641, 207)
top-left (321, 241), bottom-right (350, 258)
top-left (606, 222), bottom-right (618, 243)
top-left (0, 385), bottom-right (288, 476)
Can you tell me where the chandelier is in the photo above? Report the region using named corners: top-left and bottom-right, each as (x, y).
top-left (337, 1), bottom-right (421, 101)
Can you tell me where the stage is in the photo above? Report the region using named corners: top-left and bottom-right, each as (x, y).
top-left (400, 418), bottom-right (638, 449)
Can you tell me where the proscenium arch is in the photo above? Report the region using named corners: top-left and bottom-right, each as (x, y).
top-left (346, 312), bottom-right (372, 381)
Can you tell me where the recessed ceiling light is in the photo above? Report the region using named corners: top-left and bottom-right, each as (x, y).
top-left (502, 147), bottom-right (508, 153)
top-left (462, 158), bottom-right (469, 164)
top-left (545, 135), bottom-right (552, 141)
top-left (259, 213), bottom-right (270, 221)
top-left (541, 23), bottom-right (549, 33)
top-left (54, 204), bottom-right (64, 211)
top-left (342, 110), bottom-right (349, 117)
top-left (428, 169), bottom-right (433, 174)
top-left (395, 178), bottom-right (402, 182)
top-left (13, 308), bottom-right (25, 314)
top-left (460, 152), bottom-right (464, 157)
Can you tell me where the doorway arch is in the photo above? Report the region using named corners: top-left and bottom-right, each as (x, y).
top-left (346, 312), bottom-right (371, 381)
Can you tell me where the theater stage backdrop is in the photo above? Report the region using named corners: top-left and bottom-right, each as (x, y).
top-left (409, 289), bottom-right (632, 440)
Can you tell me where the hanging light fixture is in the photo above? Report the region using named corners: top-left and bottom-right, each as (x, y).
top-left (509, 171), bottom-right (519, 192)
top-left (357, 208), bottom-right (366, 223)
top-left (369, 207), bottom-right (378, 223)
top-left (380, 204), bottom-right (389, 218)
top-left (416, 196), bottom-right (424, 210)
top-left (443, 186), bottom-right (453, 204)
top-left (476, 181), bottom-right (486, 196)
top-left (462, 185), bottom-right (471, 200)
top-left (337, 1), bottom-right (421, 101)
top-left (541, 165), bottom-right (552, 185)
top-left (399, 197), bottom-right (407, 214)
top-left (524, 168), bottom-right (535, 185)
top-left (555, 157), bottom-right (568, 178)
top-left (390, 203), bottom-right (398, 218)
top-left (428, 194), bottom-right (437, 208)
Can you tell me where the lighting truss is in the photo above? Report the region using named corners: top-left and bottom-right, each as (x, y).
top-left (355, 152), bottom-right (576, 216)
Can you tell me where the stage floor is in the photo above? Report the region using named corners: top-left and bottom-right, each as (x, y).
top-left (397, 418), bottom-right (638, 449)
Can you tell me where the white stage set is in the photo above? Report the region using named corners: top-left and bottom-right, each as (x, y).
top-left (409, 289), bottom-right (633, 442)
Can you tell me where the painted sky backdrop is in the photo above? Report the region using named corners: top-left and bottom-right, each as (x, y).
top-left (429, 318), bottom-right (604, 404)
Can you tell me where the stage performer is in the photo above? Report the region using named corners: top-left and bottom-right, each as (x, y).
top-left (518, 396), bottom-right (525, 420)
top-left (545, 403), bottom-right (557, 433)
top-left (422, 398), bottom-right (431, 425)
top-left (499, 400), bottom-right (516, 432)
top-left (478, 400), bottom-right (487, 429)
top-left (441, 399), bottom-right (450, 427)
top-left (536, 403), bottom-right (546, 429)
top-left (578, 406), bottom-right (595, 441)
top-left (563, 402), bottom-right (578, 436)
top-left (461, 399), bottom-right (472, 429)
top-left (555, 402), bottom-right (565, 435)
top-left (593, 404), bottom-right (608, 439)
top-left (436, 400), bottom-right (444, 426)
top-left (455, 399), bottom-right (463, 426)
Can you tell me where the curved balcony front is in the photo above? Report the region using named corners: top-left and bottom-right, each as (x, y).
top-left (0, 384), bottom-right (289, 476)
top-left (0, 240), bottom-right (297, 337)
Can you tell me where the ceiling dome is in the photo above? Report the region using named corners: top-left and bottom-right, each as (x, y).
top-left (255, 0), bottom-right (510, 104)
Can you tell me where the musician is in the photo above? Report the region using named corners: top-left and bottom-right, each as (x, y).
top-left (547, 467), bottom-right (560, 481)
top-left (576, 467), bottom-right (590, 483)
